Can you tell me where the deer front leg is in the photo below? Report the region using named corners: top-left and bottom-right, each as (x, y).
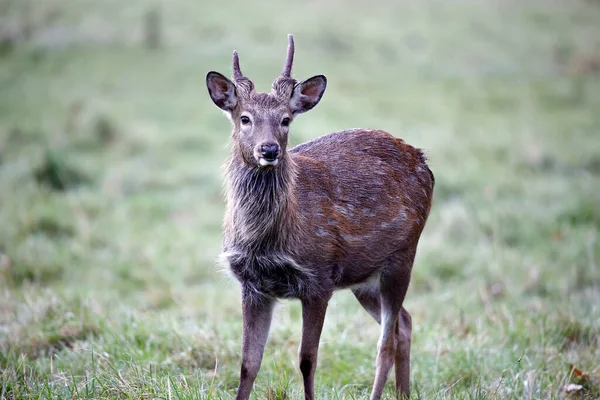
top-left (235, 291), bottom-right (275, 400)
top-left (299, 298), bottom-right (329, 400)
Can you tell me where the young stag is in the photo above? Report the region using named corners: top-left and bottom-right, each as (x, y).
top-left (206, 35), bottom-right (434, 400)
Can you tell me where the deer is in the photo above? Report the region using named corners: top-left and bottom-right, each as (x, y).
top-left (206, 35), bottom-right (434, 400)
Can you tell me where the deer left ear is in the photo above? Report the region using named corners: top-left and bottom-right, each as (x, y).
top-left (290, 75), bottom-right (327, 115)
top-left (206, 71), bottom-right (238, 112)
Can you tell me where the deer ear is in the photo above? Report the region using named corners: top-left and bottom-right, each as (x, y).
top-left (290, 75), bottom-right (327, 115)
top-left (206, 71), bottom-right (238, 112)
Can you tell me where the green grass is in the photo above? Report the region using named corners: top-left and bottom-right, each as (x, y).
top-left (1, 0), bottom-right (600, 398)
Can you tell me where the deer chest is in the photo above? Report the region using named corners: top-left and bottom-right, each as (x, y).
top-left (224, 251), bottom-right (320, 300)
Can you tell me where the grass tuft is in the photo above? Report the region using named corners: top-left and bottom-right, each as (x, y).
top-left (34, 150), bottom-right (90, 191)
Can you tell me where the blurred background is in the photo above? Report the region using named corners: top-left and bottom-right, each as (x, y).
top-left (1, 0), bottom-right (599, 398)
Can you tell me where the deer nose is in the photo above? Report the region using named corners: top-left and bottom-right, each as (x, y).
top-left (261, 143), bottom-right (279, 161)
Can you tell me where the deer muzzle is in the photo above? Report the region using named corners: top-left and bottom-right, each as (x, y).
top-left (258, 143), bottom-right (280, 166)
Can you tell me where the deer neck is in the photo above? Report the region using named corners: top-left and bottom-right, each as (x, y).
top-left (224, 152), bottom-right (300, 254)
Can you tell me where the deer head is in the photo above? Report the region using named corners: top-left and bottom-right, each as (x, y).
top-left (206, 35), bottom-right (327, 168)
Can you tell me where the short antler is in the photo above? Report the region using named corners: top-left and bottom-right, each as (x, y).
top-left (282, 34), bottom-right (295, 77)
top-left (232, 50), bottom-right (244, 81)
top-left (272, 34), bottom-right (297, 97)
top-left (232, 50), bottom-right (254, 94)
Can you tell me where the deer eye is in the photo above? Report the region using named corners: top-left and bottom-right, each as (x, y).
top-left (240, 116), bottom-right (250, 125)
top-left (281, 117), bottom-right (291, 127)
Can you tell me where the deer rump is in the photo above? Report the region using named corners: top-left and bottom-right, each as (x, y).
top-left (223, 128), bottom-right (434, 303)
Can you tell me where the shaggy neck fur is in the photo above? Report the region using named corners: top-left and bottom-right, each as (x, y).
top-left (223, 148), bottom-right (301, 255)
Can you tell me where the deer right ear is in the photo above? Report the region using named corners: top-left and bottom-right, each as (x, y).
top-left (206, 71), bottom-right (238, 112)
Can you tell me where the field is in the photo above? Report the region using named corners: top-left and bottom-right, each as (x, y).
top-left (1, 0), bottom-right (600, 398)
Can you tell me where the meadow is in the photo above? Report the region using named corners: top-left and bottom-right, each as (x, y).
top-left (1, 0), bottom-right (599, 398)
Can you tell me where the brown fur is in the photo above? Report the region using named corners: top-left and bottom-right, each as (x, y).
top-left (207, 35), bottom-right (434, 400)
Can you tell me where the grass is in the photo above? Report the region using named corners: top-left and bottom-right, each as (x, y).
top-left (1, 0), bottom-right (600, 398)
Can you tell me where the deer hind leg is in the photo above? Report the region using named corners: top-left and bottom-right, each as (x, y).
top-left (353, 285), bottom-right (412, 400)
top-left (352, 283), bottom-right (382, 324)
top-left (370, 286), bottom-right (401, 399)
top-left (354, 252), bottom-right (414, 400)
top-left (395, 307), bottom-right (412, 399)
top-left (353, 284), bottom-right (391, 400)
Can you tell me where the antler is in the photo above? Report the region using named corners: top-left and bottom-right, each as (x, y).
top-left (232, 50), bottom-right (254, 94)
top-left (232, 50), bottom-right (244, 81)
top-left (233, 50), bottom-right (244, 81)
top-left (272, 34), bottom-right (297, 97)
top-left (282, 34), bottom-right (294, 77)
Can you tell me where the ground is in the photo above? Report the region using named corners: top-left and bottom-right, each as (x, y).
top-left (1, 0), bottom-right (599, 398)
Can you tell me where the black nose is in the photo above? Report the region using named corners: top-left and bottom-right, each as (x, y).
top-left (261, 143), bottom-right (279, 161)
